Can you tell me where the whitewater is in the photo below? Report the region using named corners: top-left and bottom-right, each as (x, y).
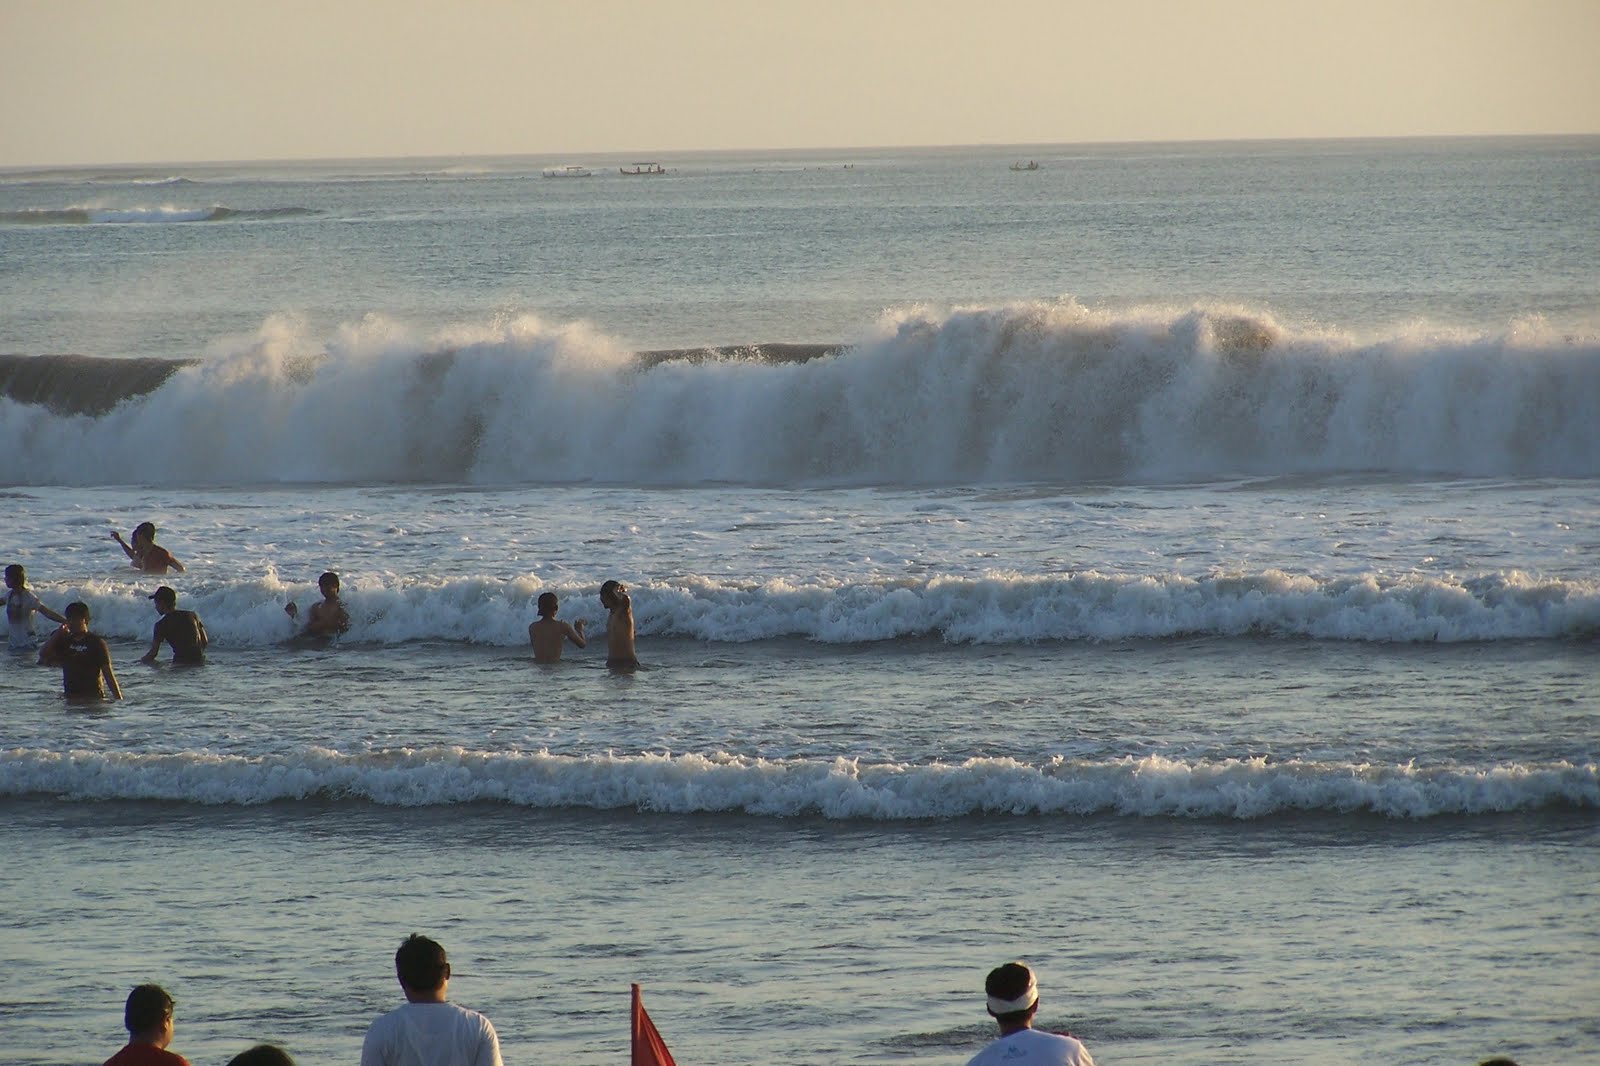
top-left (2, 139), bottom-right (1598, 1066)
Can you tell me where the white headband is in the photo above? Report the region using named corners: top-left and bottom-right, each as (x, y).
top-left (986, 969), bottom-right (1038, 1015)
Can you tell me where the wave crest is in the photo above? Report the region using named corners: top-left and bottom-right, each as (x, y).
top-left (2, 302), bottom-right (1597, 485)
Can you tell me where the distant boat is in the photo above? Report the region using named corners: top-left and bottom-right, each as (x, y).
top-left (619, 162), bottom-right (667, 176)
top-left (543, 165), bottom-right (593, 178)
top-left (1009, 160), bottom-right (1040, 171)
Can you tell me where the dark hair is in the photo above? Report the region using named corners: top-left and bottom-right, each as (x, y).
top-left (318, 572), bottom-right (340, 589)
top-left (394, 934), bottom-right (449, 992)
top-left (65, 601), bottom-right (91, 621)
top-left (225, 1045), bottom-right (296, 1066)
top-left (600, 579), bottom-right (625, 605)
top-left (124, 984), bottom-right (174, 1035)
top-left (133, 522), bottom-right (157, 541)
top-left (3, 564), bottom-right (22, 586)
top-left (537, 592), bottom-right (558, 617)
top-left (985, 961), bottom-right (1037, 1023)
top-left (1477, 1060), bottom-right (1521, 1066)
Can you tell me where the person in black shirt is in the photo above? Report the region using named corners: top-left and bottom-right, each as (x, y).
top-left (141, 585), bottom-right (208, 665)
top-left (38, 601), bottom-right (122, 701)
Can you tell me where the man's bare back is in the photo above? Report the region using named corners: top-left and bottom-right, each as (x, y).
top-left (529, 617), bottom-right (586, 663)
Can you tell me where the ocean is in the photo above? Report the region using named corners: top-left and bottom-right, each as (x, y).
top-left (1, 138), bottom-right (1597, 1066)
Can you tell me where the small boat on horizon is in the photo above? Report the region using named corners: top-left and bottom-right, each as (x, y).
top-left (1009, 160), bottom-right (1040, 171)
top-left (620, 162), bottom-right (667, 176)
top-left (543, 165), bottom-right (593, 178)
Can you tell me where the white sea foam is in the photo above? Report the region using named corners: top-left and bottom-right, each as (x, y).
top-left (1, 746), bottom-right (1592, 819)
top-left (2, 302), bottom-right (1596, 486)
top-left (28, 569), bottom-right (1599, 646)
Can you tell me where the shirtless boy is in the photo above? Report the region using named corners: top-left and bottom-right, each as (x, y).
top-left (599, 579), bottom-right (638, 670)
top-left (285, 571), bottom-right (350, 639)
top-left (529, 592), bottom-right (586, 663)
top-left (112, 522), bottom-right (185, 574)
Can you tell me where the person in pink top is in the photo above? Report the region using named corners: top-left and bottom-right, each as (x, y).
top-left (103, 985), bottom-right (190, 1066)
top-left (966, 961), bottom-right (1095, 1066)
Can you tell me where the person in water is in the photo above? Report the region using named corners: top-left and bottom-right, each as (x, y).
top-left (528, 591), bottom-right (586, 663)
top-left (4, 563), bottom-right (67, 652)
top-left (285, 571), bottom-right (350, 638)
top-left (104, 984), bottom-right (189, 1066)
top-left (112, 522), bottom-right (186, 574)
top-left (38, 601), bottom-right (122, 700)
top-left (599, 579), bottom-right (638, 670)
top-left (966, 961), bottom-right (1095, 1066)
top-left (141, 585), bottom-right (209, 665)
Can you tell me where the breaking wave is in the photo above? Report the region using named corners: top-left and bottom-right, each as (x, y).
top-left (23, 569), bottom-right (1600, 646)
top-left (0, 204), bottom-right (316, 225)
top-left (1, 302), bottom-right (1597, 485)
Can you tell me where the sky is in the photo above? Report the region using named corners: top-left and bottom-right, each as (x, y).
top-left (2, 0), bottom-right (1598, 167)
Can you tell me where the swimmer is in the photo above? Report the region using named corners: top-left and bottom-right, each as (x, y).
top-left (286, 571), bottom-right (350, 639)
top-left (528, 591), bottom-right (586, 663)
top-left (141, 585), bottom-right (208, 665)
top-left (599, 579), bottom-right (638, 670)
top-left (4, 564), bottom-right (67, 652)
top-left (38, 601), bottom-right (122, 701)
top-left (112, 522), bottom-right (185, 574)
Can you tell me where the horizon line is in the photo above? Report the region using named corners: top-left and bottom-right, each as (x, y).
top-left (3, 130), bottom-right (1597, 173)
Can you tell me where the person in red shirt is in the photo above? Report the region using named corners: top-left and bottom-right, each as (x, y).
top-left (104, 984), bottom-right (189, 1066)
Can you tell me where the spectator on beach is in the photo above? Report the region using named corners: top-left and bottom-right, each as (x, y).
top-left (599, 579), bottom-right (638, 670)
top-left (104, 983), bottom-right (189, 1066)
top-left (966, 961), bottom-right (1094, 1066)
top-left (4, 563), bottom-right (66, 651)
top-left (361, 933), bottom-right (502, 1066)
top-left (112, 522), bottom-right (186, 574)
top-left (529, 591), bottom-right (586, 663)
top-left (285, 571), bottom-right (350, 639)
top-left (38, 601), bottom-right (122, 701)
top-left (141, 585), bottom-right (208, 665)
top-left (224, 1046), bottom-right (295, 1066)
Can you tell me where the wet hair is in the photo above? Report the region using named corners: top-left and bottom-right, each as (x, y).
top-left (600, 579), bottom-right (626, 606)
top-left (4, 564), bottom-right (22, 587)
top-left (124, 984), bottom-right (174, 1035)
top-left (985, 961), bottom-right (1038, 1024)
top-left (537, 592), bottom-right (558, 617)
top-left (64, 601), bottom-right (91, 621)
top-left (225, 1045), bottom-right (296, 1066)
top-left (133, 522), bottom-right (157, 541)
top-left (318, 572), bottom-right (340, 591)
top-left (394, 934), bottom-right (449, 992)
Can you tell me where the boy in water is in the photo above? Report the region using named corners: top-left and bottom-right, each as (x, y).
top-left (528, 592), bottom-right (586, 663)
top-left (38, 601), bottom-right (122, 701)
top-left (112, 521), bottom-right (186, 574)
top-left (141, 585), bottom-right (209, 665)
top-left (4, 564), bottom-right (67, 652)
top-left (285, 571), bottom-right (351, 639)
top-left (599, 579), bottom-right (638, 670)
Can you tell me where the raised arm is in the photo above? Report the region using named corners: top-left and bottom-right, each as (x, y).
top-left (111, 529), bottom-right (137, 561)
top-left (567, 619), bottom-right (587, 649)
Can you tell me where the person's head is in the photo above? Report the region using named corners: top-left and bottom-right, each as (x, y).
top-left (537, 592), bottom-right (558, 618)
top-left (394, 934), bottom-right (450, 997)
top-left (64, 601), bottom-right (91, 632)
top-left (124, 984), bottom-right (175, 1044)
top-left (225, 1045), bottom-right (296, 1066)
top-left (132, 521), bottom-right (157, 546)
top-left (985, 961), bottom-right (1040, 1028)
top-left (599, 580), bottom-right (626, 609)
top-left (149, 586), bottom-right (177, 613)
top-left (4, 564), bottom-right (23, 590)
top-left (318, 572), bottom-right (340, 598)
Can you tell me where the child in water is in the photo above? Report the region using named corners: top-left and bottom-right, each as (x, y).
top-left (4, 564), bottom-right (67, 652)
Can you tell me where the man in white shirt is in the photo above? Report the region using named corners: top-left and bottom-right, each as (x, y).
top-left (966, 961), bottom-right (1095, 1066)
top-left (360, 935), bottom-right (503, 1066)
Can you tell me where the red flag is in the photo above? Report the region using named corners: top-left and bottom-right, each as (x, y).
top-left (632, 983), bottom-right (678, 1066)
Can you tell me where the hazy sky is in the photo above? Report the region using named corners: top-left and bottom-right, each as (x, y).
top-left (3, 0), bottom-right (1598, 166)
